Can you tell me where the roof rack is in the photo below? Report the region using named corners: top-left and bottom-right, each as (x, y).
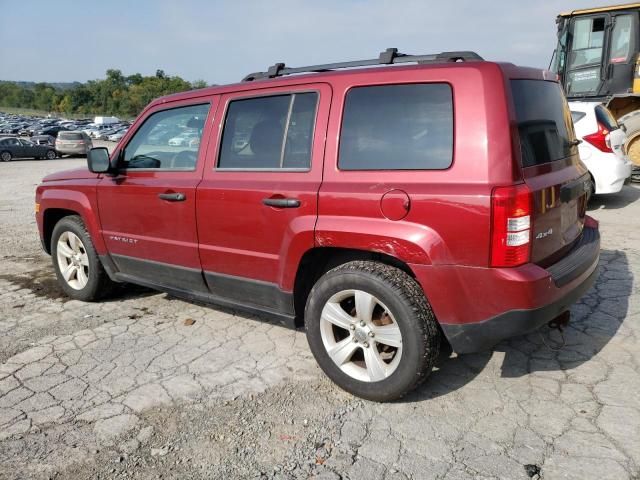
top-left (242, 48), bottom-right (483, 82)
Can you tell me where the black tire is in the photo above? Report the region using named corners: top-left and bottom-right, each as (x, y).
top-left (0, 151), bottom-right (11, 162)
top-left (305, 260), bottom-right (440, 402)
top-left (51, 215), bottom-right (116, 301)
top-left (586, 173), bottom-right (596, 202)
top-left (45, 149), bottom-right (57, 160)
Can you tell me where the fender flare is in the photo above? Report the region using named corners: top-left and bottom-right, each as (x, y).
top-left (40, 188), bottom-right (105, 254)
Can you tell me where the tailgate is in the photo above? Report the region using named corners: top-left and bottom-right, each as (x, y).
top-left (523, 164), bottom-right (589, 264)
top-left (510, 79), bottom-right (588, 264)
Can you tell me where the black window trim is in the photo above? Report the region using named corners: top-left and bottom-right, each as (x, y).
top-left (215, 88), bottom-right (320, 172)
top-left (118, 101), bottom-right (212, 173)
top-left (337, 81), bottom-right (456, 172)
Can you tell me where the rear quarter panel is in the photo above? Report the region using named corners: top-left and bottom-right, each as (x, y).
top-left (317, 62), bottom-right (516, 268)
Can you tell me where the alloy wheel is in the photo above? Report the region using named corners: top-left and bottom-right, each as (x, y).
top-left (319, 289), bottom-right (403, 382)
top-left (56, 231), bottom-right (90, 290)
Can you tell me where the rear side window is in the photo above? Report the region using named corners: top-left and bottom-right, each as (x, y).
top-left (339, 83), bottom-right (453, 170)
top-left (218, 92), bottom-right (318, 170)
top-left (594, 104), bottom-right (619, 131)
top-left (58, 132), bottom-right (83, 140)
top-left (511, 80), bottom-right (575, 168)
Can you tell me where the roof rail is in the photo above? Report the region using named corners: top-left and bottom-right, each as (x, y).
top-left (242, 48), bottom-right (483, 82)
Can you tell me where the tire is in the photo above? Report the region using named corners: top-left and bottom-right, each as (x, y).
top-left (0, 151), bottom-right (11, 162)
top-left (51, 215), bottom-right (116, 301)
top-left (305, 260), bottom-right (440, 401)
top-left (586, 173), bottom-right (596, 202)
top-left (618, 110), bottom-right (640, 167)
top-left (45, 149), bottom-right (57, 160)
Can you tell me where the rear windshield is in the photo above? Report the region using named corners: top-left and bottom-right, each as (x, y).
top-left (511, 80), bottom-right (574, 168)
top-left (58, 132), bottom-right (83, 140)
top-left (594, 104), bottom-right (619, 131)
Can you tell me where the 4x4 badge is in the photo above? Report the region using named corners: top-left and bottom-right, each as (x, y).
top-left (535, 228), bottom-right (553, 240)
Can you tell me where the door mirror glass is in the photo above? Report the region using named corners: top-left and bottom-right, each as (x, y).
top-left (87, 147), bottom-right (111, 173)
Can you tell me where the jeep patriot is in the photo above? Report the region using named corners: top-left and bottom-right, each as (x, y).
top-left (35, 49), bottom-right (600, 401)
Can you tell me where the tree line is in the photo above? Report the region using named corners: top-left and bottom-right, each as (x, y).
top-left (0, 69), bottom-right (208, 118)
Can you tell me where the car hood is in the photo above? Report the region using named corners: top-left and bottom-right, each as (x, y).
top-left (42, 167), bottom-right (98, 182)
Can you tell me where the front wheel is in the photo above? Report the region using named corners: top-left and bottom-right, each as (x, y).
top-left (51, 215), bottom-right (116, 301)
top-left (1, 151), bottom-right (11, 162)
top-left (305, 261), bottom-right (440, 402)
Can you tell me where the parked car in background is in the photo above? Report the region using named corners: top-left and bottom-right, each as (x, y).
top-left (36, 49), bottom-right (600, 401)
top-left (108, 129), bottom-right (128, 142)
top-left (55, 131), bottom-right (93, 156)
top-left (167, 130), bottom-right (199, 146)
top-left (570, 101), bottom-right (632, 197)
top-left (34, 125), bottom-right (69, 138)
top-left (31, 135), bottom-right (56, 147)
top-left (0, 137), bottom-right (57, 161)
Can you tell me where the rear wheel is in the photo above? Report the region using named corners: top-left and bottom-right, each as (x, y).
top-left (305, 261), bottom-right (440, 401)
top-left (0, 151), bottom-right (11, 162)
top-left (51, 215), bottom-right (116, 301)
top-left (45, 149), bottom-right (57, 160)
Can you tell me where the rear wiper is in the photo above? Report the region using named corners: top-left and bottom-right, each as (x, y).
top-left (569, 139), bottom-right (582, 146)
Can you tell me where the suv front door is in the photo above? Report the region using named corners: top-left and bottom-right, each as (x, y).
top-left (197, 84), bottom-right (331, 316)
top-left (97, 98), bottom-right (217, 292)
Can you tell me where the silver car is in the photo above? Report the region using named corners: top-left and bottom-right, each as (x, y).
top-left (55, 131), bottom-right (93, 156)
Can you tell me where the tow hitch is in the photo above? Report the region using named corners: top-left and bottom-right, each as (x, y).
top-left (540, 311), bottom-right (570, 351)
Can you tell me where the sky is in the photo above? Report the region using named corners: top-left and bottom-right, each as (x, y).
top-left (0, 0), bottom-right (613, 85)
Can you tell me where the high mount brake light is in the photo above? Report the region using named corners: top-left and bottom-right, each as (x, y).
top-left (490, 184), bottom-right (532, 267)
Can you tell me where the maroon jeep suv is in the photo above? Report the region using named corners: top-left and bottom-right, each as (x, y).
top-left (35, 49), bottom-right (600, 401)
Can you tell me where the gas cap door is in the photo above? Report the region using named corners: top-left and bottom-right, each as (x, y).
top-left (380, 189), bottom-right (411, 221)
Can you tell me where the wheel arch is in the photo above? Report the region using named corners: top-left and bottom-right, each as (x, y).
top-left (40, 190), bottom-right (105, 255)
top-left (292, 246), bottom-right (416, 327)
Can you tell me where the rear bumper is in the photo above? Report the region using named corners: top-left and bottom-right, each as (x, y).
top-left (56, 145), bottom-right (89, 155)
top-left (593, 155), bottom-right (632, 194)
top-left (411, 224), bottom-right (600, 353)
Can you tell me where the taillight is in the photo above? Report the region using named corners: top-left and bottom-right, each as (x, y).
top-left (490, 184), bottom-right (532, 267)
top-left (583, 122), bottom-right (612, 153)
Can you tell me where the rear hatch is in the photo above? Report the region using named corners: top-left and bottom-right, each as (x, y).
top-left (510, 79), bottom-right (589, 265)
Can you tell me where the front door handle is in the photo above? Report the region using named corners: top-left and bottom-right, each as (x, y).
top-left (158, 192), bottom-right (186, 202)
top-left (262, 197), bottom-right (301, 208)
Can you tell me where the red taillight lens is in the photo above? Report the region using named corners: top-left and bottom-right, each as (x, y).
top-left (490, 184), bottom-right (532, 267)
top-left (583, 122), bottom-right (612, 153)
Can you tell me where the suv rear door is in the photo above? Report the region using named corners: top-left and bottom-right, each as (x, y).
top-left (510, 79), bottom-right (589, 264)
top-left (196, 83), bottom-right (331, 313)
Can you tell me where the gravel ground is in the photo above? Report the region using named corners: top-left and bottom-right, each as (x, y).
top-left (0, 150), bottom-right (639, 480)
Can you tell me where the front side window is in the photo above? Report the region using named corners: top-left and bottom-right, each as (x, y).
top-left (338, 83), bottom-right (453, 170)
top-left (610, 15), bottom-right (633, 63)
top-left (122, 103), bottom-right (210, 170)
top-left (218, 92), bottom-right (318, 170)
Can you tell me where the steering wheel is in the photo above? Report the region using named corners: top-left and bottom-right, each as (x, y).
top-left (171, 150), bottom-right (197, 169)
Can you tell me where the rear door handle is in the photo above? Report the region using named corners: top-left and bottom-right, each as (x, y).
top-left (158, 192), bottom-right (186, 202)
top-left (262, 197), bottom-right (301, 208)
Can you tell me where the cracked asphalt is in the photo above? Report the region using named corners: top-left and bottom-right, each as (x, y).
top-left (0, 156), bottom-right (639, 480)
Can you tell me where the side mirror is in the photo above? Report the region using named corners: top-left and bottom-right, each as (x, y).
top-left (87, 147), bottom-right (111, 173)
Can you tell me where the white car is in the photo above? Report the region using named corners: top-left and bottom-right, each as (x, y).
top-left (168, 131), bottom-right (198, 146)
top-left (570, 101), bottom-right (632, 196)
